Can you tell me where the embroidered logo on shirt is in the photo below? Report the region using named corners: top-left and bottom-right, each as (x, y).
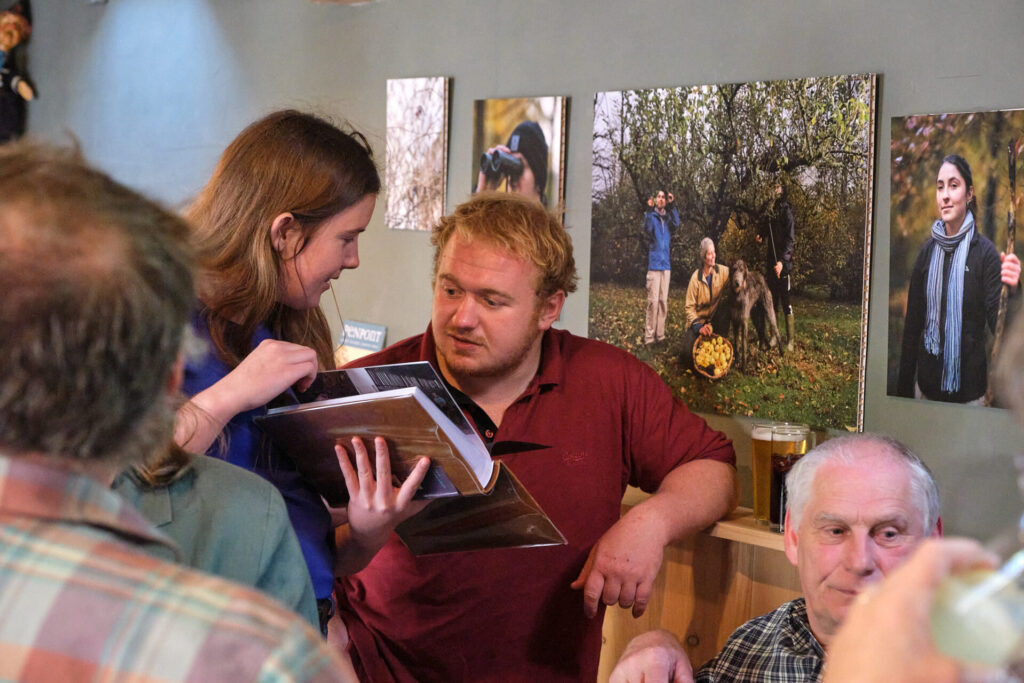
top-left (562, 450), bottom-right (586, 465)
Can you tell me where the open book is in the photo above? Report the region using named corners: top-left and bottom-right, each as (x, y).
top-left (254, 361), bottom-right (565, 555)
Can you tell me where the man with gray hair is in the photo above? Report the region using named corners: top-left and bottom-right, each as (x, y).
top-left (0, 141), bottom-right (355, 682)
top-left (611, 433), bottom-right (942, 683)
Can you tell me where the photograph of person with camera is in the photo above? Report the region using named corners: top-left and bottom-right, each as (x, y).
top-left (472, 96), bottom-right (565, 209)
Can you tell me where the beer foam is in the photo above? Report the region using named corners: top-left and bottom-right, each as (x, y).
top-left (772, 432), bottom-right (807, 443)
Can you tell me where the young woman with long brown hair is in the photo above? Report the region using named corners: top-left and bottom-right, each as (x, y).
top-left (175, 110), bottom-right (428, 634)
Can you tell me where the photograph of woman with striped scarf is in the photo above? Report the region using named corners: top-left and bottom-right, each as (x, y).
top-left (897, 154), bottom-right (1021, 403)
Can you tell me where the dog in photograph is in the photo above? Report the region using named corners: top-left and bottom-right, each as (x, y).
top-left (727, 259), bottom-right (784, 370)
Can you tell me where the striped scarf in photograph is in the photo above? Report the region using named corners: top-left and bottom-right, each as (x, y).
top-left (923, 210), bottom-right (974, 394)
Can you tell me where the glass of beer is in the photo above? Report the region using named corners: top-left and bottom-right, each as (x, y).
top-left (930, 555), bottom-right (1024, 668)
top-left (769, 424), bottom-right (811, 531)
top-left (751, 423), bottom-right (774, 524)
top-left (931, 508), bottom-right (1024, 670)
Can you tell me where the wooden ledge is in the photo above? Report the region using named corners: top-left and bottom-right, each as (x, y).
top-left (621, 487), bottom-right (784, 552)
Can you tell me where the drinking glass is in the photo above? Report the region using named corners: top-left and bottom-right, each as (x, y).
top-left (769, 424), bottom-right (811, 532)
top-left (751, 422), bottom-right (774, 524)
top-left (930, 455), bottom-right (1024, 670)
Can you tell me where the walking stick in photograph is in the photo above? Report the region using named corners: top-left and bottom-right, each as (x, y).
top-left (987, 138), bottom-right (1018, 406)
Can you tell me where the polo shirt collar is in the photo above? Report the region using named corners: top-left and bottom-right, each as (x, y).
top-left (418, 322), bottom-right (442, 372)
top-left (532, 327), bottom-right (564, 393)
top-left (419, 323), bottom-right (564, 397)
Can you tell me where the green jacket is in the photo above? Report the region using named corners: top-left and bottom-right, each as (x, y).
top-left (113, 454), bottom-right (319, 629)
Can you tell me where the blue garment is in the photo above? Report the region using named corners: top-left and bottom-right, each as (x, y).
top-left (644, 206), bottom-right (680, 270)
top-left (183, 312), bottom-right (336, 601)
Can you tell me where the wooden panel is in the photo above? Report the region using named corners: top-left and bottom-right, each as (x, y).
top-left (597, 505), bottom-right (801, 682)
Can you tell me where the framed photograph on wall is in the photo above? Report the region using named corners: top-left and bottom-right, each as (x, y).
top-left (385, 76), bottom-right (450, 231)
top-left (888, 109), bottom-right (1024, 408)
top-left (471, 96), bottom-right (567, 210)
top-left (589, 73), bottom-right (877, 431)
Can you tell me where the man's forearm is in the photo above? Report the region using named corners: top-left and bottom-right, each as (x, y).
top-left (626, 459), bottom-right (737, 544)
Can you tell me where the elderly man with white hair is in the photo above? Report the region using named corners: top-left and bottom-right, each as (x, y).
top-left (611, 433), bottom-right (942, 683)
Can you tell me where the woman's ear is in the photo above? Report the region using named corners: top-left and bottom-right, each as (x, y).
top-left (270, 212), bottom-right (298, 256)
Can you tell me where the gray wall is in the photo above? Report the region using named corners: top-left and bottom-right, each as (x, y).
top-left (25, 0), bottom-right (1024, 537)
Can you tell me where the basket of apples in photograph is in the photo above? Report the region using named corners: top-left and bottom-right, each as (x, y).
top-left (693, 333), bottom-right (733, 379)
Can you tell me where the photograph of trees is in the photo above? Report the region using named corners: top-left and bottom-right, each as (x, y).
top-left (385, 77), bottom-right (449, 231)
top-left (888, 109), bottom-right (1024, 407)
top-left (590, 73), bottom-right (876, 430)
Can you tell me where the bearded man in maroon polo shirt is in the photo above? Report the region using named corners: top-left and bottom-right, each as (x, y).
top-left (336, 192), bottom-right (737, 682)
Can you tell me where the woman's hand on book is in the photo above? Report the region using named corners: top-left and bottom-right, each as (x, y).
top-left (176, 340), bottom-right (317, 454)
top-left (332, 436), bottom-right (431, 552)
top-left (197, 339), bottom-right (317, 422)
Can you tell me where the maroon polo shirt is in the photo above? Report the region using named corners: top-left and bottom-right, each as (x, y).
top-left (337, 325), bottom-right (734, 682)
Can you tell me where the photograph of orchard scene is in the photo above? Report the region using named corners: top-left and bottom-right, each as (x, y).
top-left (589, 73), bottom-right (876, 430)
top-left (888, 109), bottom-right (1024, 407)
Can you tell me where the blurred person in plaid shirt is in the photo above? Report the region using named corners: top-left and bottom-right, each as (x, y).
top-left (0, 141), bottom-right (357, 683)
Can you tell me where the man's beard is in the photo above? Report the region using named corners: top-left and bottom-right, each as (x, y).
top-left (440, 321), bottom-right (542, 381)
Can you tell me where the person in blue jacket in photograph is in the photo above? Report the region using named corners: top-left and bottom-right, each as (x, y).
top-left (642, 189), bottom-right (680, 346)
